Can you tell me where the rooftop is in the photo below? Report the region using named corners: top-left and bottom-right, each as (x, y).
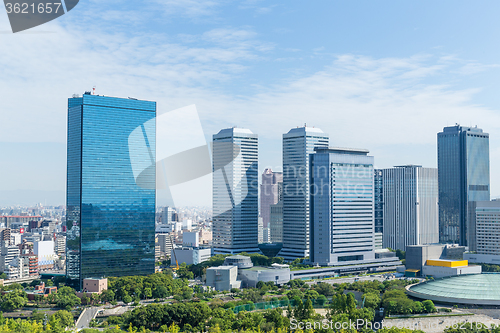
top-left (408, 273), bottom-right (500, 305)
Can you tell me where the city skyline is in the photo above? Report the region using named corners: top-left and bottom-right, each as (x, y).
top-left (3, 2), bottom-right (500, 207)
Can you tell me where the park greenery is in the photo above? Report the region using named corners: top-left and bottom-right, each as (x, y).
top-left (0, 264), bottom-right (496, 332)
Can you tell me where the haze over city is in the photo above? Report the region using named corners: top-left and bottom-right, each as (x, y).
top-left (2, 1), bottom-right (500, 207)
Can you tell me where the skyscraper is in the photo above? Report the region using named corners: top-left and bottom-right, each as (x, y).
top-left (212, 128), bottom-right (259, 254)
top-left (66, 92), bottom-right (156, 290)
top-left (310, 147), bottom-right (375, 266)
top-left (278, 127), bottom-right (329, 260)
top-left (260, 169), bottom-right (283, 228)
top-left (381, 165), bottom-right (439, 251)
top-left (437, 125), bottom-right (490, 247)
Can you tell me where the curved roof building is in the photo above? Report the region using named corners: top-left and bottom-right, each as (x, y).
top-left (407, 273), bottom-right (500, 305)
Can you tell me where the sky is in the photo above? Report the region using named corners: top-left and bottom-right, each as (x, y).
top-left (1, 0), bottom-right (500, 207)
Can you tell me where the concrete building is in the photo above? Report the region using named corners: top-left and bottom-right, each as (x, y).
top-left (438, 125), bottom-right (490, 247)
top-left (0, 245), bottom-right (20, 272)
top-left (157, 233), bottom-right (174, 258)
top-left (421, 259), bottom-right (481, 278)
top-left (310, 147), bottom-right (375, 266)
top-left (261, 169), bottom-right (283, 229)
top-left (238, 264), bottom-right (291, 288)
top-left (381, 166), bottom-right (439, 251)
top-left (212, 128), bottom-right (259, 254)
top-left (34, 240), bottom-right (56, 269)
top-left (374, 170), bottom-right (383, 235)
top-left (374, 233), bottom-right (383, 249)
top-left (83, 278), bottom-right (108, 293)
top-left (183, 232), bottom-right (199, 247)
top-left (176, 247), bottom-right (211, 265)
top-left (406, 244), bottom-right (467, 277)
top-left (279, 127), bottom-right (329, 260)
top-left (161, 207), bottom-right (175, 224)
top-left (206, 265), bottom-right (241, 291)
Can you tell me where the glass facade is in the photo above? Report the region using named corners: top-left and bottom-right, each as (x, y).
top-left (67, 93), bottom-right (156, 290)
top-left (438, 125), bottom-right (490, 247)
top-left (212, 128), bottom-right (259, 254)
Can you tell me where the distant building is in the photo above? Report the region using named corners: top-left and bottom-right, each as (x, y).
top-left (279, 127), bottom-right (329, 260)
top-left (438, 125), bottom-right (490, 247)
top-left (310, 147), bottom-right (375, 266)
top-left (206, 266), bottom-right (241, 291)
top-left (212, 128), bottom-right (259, 254)
top-left (260, 169), bottom-right (283, 228)
top-left (176, 247), bottom-right (211, 265)
top-left (34, 241), bottom-right (56, 270)
top-left (269, 202), bottom-right (283, 243)
top-left (381, 166), bottom-right (439, 251)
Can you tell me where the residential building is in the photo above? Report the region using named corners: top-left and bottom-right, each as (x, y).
top-left (438, 125), bottom-right (490, 247)
top-left (381, 166), bottom-right (439, 251)
top-left (66, 92), bottom-right (156, 290)
top-left (310, 147), bottom-right (375, 266)
top-left (212, 128), bottom-right (259, 254)
top-left (279, 127), bottom-right (329, 260)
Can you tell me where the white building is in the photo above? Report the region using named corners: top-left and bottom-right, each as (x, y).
top-left (34, 240), bottom-right (56, 267)
top-left (381, 166), bottom-right (439, 251)
top-left (183, 232), bottom-right (199, 247)
top-left (206, 265), bottom-right (241, 291)
top-left (176, 247), bottom-right (211, 265)
top-left (464, 201), bottom-right (500, 265)
top-left (310, 147), bottom-right (375, 266)
top-left (212, 128), bottom-right (259, 254)
top-left (278, 127), bottom-right (329, 260)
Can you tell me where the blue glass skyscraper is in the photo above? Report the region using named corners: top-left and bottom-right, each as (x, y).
top-left (437, 125), bottom-right (490, 248)
top-left (66, 92), bottom-right (156, 290)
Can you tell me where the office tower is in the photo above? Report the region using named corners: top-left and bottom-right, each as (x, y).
top-left (278, 127), bottom-right (328, 260)
top-left (438, 125), bottom-right (490, 247)
top-left (310, 147), bottom-right (375, 266)
top-left (381, 166), bottom-right (439, 251)
top-left (374, 170), bottom-right (384, 249)
top-left (260, 169), bottom-right (283, 228)
top-left (269, 201), bottom-right (283, 243)
top-left (212, 128), bottom-right (259, 254)
top-left (66, 92), bottom-right (156, 290)
top-left (475, 201), bottom-right (500, 256)
top-left (278, 127), bottom-right (329, 260)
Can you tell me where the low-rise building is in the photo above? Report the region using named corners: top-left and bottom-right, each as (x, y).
top-left (206, 266), bottom-right (241, 291)
top-left (421, 259), bottom-right (481, 278)
top-left (176, 247), bottom-right (211, 265)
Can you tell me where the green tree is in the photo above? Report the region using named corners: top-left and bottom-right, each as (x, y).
top-left (152, 286), bottom-right (168, 299)
top-left (422, 300), bottom-right (436, 313)
top-left (123, 295), bottom-right (133, 304)
top-left (100, 289), bottom-right (115, 303)
top-left (1, 290), bottom-right (28, 311)
top-left (52, 310), bottom-right (74, 327)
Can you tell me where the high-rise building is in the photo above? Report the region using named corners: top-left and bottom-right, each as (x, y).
top-left (475, 201), bottom-right (500, 256)
top-left (269, 201), bottom-right (283, 243)
top-left (438, 125), bottom-right (490, 247)
top-left (381, 166), bottom-right (439, 251)
top-left (310, 147), bottom-right (375, 266)
top-left (66, 92), bottom-right (156, 290)
top-left (279, 127), bottom-right (329, 260)
top-left (260, 169), bottom-right (283, 228)
top-left (161, 207), bottom-right (175, 224)
top-left (212, 128), bottom-right (259, 254)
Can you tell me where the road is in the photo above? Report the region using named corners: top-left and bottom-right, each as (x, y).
top-left (75, 307), bottom-right (104, 329)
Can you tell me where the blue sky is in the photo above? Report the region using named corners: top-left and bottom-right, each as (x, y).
top-left (1, 0), bottom-right (500, 206)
